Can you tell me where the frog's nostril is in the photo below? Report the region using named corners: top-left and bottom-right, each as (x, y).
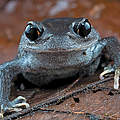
top-left (83, 51), bottom-right (86, 55)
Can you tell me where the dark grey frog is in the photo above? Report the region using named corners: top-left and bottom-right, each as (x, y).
top-left (0, 17), bottom-right (120, 116)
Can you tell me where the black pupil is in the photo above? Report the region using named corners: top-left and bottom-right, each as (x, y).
top-left (73, 19), bottom-right (91, 37)
top-left (25, 25), bottom-right (39, 41)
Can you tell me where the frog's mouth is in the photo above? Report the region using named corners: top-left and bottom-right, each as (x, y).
top-left (23, 39), bottom-right (99, 53)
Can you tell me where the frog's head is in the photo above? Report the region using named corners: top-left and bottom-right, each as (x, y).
top-left (19, 17), bottom-right (100, 53)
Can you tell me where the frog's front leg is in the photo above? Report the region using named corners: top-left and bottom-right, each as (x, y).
top-left (0, 58), bottom-right (29, 116)
top-left (100, 36), bottom-right (120, 89)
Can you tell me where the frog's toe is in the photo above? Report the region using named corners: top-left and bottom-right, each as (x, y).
top-left (11, 96), bottom-right (27, 105)
top-left (12, 102), bottom-right (30, 109)
top-left (99, 66), bottom-right (114, 80)
top-left (114, 67), bottom-right (120, 89)
top-left (5, 107), bottom-right (22, 113)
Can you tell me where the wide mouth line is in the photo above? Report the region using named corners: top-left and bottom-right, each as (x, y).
top-left (20, 39), bottom-right (98, 53)
top-left (23, 47), bottom-right (82, 53)
top-left (22, 45), bottom-right (90, 53)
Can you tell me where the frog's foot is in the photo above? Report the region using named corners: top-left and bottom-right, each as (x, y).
top-left (100, 66), bottom-right (120, 89)
top-left (100, 66), bottom-right (114, 80)
top-left (2, 96), bottom-right (30, 113)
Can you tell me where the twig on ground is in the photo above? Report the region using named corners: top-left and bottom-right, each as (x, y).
top-left (5, 77), bottom-right (116, 120)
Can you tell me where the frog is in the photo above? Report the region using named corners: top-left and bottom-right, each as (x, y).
top-left (0, 17), bottom-right (120, 116)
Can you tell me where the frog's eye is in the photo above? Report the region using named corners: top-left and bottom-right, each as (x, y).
top-left (25, 24), bottom-right (43, 41)
top-left (73, 19), bottom-right (91, 37)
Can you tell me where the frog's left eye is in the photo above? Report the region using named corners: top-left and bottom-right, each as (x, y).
top-left (25, 24), bottom-right (43, 41)
top-left (73, 19), bottom-right (91, 37)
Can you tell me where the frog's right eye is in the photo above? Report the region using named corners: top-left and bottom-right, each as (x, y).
top-left (25, 24), bottom-right (43, 41)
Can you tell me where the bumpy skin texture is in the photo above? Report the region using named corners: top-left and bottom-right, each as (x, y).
top-left (0, 17), bottom-right (120, 112)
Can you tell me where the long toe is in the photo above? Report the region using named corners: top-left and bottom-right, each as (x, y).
top-left (114, 67), bottom-right (120, 89)
top-left (13, 102), bottom-right (30, 109)
top-left (11, 96), bottom-right (27, 105)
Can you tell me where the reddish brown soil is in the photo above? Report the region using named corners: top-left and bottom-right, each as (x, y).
top-left (0, 0), bottom-right (120, 119)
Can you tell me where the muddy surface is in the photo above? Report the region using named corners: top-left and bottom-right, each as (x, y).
top-left (0, 0), bottom-right (120, 120)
